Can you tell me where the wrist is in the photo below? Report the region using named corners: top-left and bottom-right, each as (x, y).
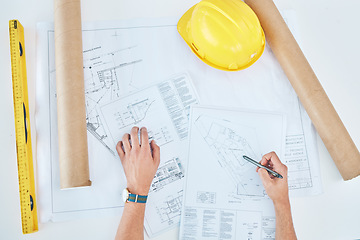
top-left (123, 188), bottom-right (148, 204)
top-left (273, 197), bottom-right (290, 209)
top-left (126, 185), bottom-right (149, 196)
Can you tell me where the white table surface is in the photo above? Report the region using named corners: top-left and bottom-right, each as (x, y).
top-left (1, 0), bottom-right (360, 239)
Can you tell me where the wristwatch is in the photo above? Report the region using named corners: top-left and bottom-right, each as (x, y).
top-left (122, 188), bottom-right (148, 203)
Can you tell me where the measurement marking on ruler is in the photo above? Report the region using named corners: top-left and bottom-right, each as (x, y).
top-left (9, 20), bottom-right (38, 234)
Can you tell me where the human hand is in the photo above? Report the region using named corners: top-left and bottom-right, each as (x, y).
top-left (116, 126), bottom-right (160, 196)
top-left (256, 152), bottom-right (289, 205)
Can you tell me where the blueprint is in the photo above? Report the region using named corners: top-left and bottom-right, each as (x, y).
top-left (195, 116), bottom-right (264, 197)
top-left (99, 74), bottom-right (198, 153)
top-left (180, 106), bottom-right (286, 240)
top-left (96, 73), bottom-right (199, 236)
top-left (150, 157), bottom-right (185, 193)
top-left (83, 45), bottom-right (143, 154)
top-left (36, 14), bottom-right (321, 238)
top-left (36, 18), bottom-right (202, 232)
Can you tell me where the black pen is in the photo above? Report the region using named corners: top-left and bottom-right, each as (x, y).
top-left (243, 155), bottom-right (283, 179)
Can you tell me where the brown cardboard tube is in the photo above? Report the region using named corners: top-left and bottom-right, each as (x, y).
top-left (54, 0), bottom-right (91, 188)
top-left (244, 0), bottom-right (360, 180)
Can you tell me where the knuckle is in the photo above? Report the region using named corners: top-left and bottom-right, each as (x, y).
top-left (119, 155), bottom-right (125, 162)
top-left (131, 146), bottom-right (139, 153)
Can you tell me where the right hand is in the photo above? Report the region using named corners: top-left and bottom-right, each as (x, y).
top-left (257, 152), bottom-right (289, 205)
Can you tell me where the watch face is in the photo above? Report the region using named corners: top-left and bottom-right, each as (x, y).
top-left (122, 188), bottom-right (129, 203)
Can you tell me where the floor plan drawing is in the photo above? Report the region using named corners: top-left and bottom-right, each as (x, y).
top-left (96, 74), bottom-right (199, 237)
top-left (180, 106), bottom-right (285, 239)
top-left (98, 74), bottom-right (199, 151)
top-left (82, 45), bottom-right (143, 153)
top-left (155, 190), bottom-right (183, 225)
top-left (150, 158), bottom-right (185, 192)
top-left (195, 115), bottom-right (265, 198)
top-left (36, 16), bottom-right (321, 237)
top-left (146, 127), bottom-right (174, 147)
top-left (112, 98), bottom-right (155, 129)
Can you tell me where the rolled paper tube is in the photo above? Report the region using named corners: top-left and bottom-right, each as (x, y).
top-left (244, 0), bottom-right (360, 180)
top-left (54, 0), bottom-right (91, 188)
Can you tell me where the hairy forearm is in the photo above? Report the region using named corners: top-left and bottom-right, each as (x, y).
top-left (115, 203), bottom-right (146, 240)
top-left (274, 200), bottom-right (297, 240)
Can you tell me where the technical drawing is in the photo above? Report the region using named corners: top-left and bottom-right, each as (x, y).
top-left (150, 158), bottom-right (185, 192)
top-left (195, 115), bottom-right (265, 197)
top-left (111, 98), bottom-right (155, 129)
top-left (81, 45), bottom-right (143, 153)
top-left (96, 60), bottom-right (142, 91)
top-left (99, 94), bottom-right (175, 148)
top-left (155, 191), bottom-right (183, 225)
top-left (146, 127), bottom-right (174, 147)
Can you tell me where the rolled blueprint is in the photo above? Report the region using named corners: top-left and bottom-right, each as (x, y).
top-left (54, 0), bottom-right (91, 188)
top-left (244, 0), bottom-right (360, 180)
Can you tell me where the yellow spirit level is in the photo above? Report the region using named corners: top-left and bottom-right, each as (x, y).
top-left (9, 19), bottom-right (38, 234)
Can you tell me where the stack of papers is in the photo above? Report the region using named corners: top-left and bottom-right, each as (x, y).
top-left (36, 14), bottom-right (321, 238)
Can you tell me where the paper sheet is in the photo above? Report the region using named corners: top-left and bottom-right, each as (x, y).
top-left (179, 106), bottom-right (286, 239)
top-left (36, 14), bottom-right (322, 236)
top-left (97, 73), bottom-right (199, 236)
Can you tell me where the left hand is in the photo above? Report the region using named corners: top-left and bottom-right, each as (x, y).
top-left (116, 126), bottom-right (160, 196)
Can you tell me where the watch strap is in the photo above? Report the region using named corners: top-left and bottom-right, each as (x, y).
top-left (128, 193), bottom-right (148, 203)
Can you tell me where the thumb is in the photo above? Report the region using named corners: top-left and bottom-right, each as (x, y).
top-left (258, 168), bottom-right (270, 185)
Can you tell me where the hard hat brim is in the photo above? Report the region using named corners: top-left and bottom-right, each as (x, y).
top-left (177, 4), bottom-right (196, 50)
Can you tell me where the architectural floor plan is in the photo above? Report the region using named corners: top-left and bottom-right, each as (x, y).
top-left (98, 74), bottom-right (198, 153)
top-left (83, 45), bottom-right (143, 154)
top-left (150, 158), bottom-right (185, 193)
top-left (195, 116), bottom-right (265, 198)
top-left (180, 106), bottom-right (286, 240)
top-left (36, 16), bottom-right (321, 238)
top-left (96, 74), bottom-right (199, 236)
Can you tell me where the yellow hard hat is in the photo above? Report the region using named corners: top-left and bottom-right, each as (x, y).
top-left (177, 0), bottom-right (265, 71)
